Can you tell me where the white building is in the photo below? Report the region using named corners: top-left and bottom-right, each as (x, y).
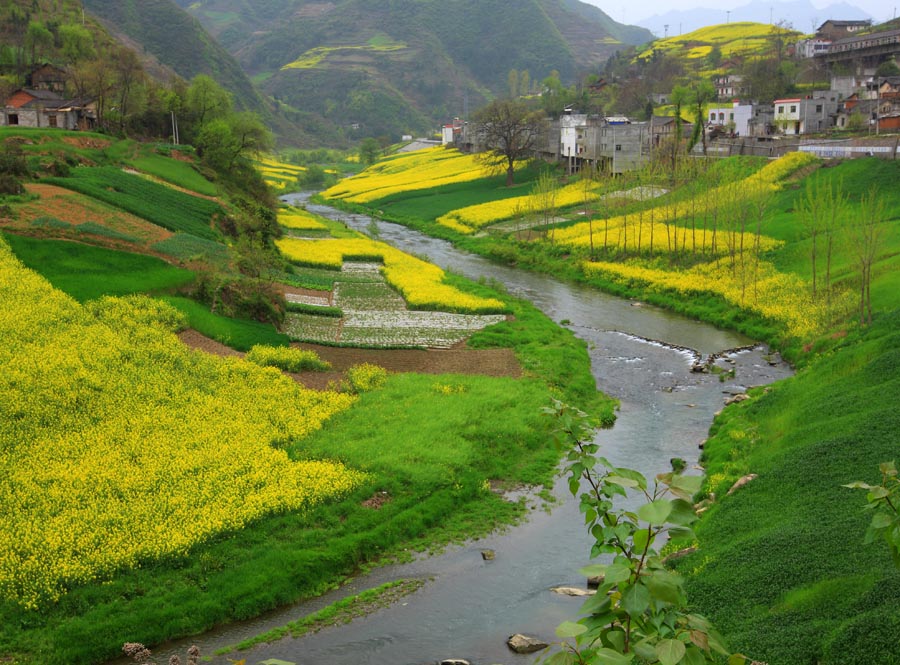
top-left (707, 101), bottom-right (753, 136)
top-left (795, 38), bottom-right (832, 58)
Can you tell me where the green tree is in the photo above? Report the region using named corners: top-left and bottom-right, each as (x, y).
top-left (531, 169), bottom-right (560, 241)
top-left (196, 112), bottom-right (272, 171)
top-left (359, 137), bottom-right (381, 166)
top-left (472, 98), bottom-right (545, 187)
top-left (687, 81), bottom-right (716, 156)
top-left (185, 74), bottom-right (233, 129)
top-left (508, 69), bottom-right (520, 98)
top-left (24, 20), bottom-right (52, 68)
top-left (848, 186), bottom-right (887, 325)
top-left (59, 24), bottom-right (95, 63)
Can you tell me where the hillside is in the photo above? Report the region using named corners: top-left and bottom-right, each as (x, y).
top-left (637, 21), bottom-right (801, 74)
top-left (82, 0), bottom-right (265, 115)
top-left (173, 0), bottom-right (653, 141)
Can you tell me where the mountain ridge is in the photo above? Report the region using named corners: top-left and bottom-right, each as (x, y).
top-left (173, 0), bottom-right (654, 142)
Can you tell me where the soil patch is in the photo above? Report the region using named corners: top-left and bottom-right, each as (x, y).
top-left (61, 136), bottom-right (112, 150)
top-left (9, 184), bottom-right (173, 248)
top-left (177, 330), bottom-right (523, 391)
top-left (283, 285), bottom-right (333, 303)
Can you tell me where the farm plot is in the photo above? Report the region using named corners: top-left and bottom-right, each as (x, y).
top-left (44, 167), bottom-right (223, 241)
top-left (284, 261), bottom-right (506, 348)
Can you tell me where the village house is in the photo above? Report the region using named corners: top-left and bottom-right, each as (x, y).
top-left (649, 115), bottom-right (692, 147)
top-left (714, 73), bottom-right (747, 100)
top-left (707, 101), bottom-right (753, 137)
top-left (773, 92), bottom-right (840, 135)
top-left (795, 37), bottom-right (832, 59)
top-left (1, 88), bottom-right (96, 130)
top-left (817, 19), bottom-right (872, 41)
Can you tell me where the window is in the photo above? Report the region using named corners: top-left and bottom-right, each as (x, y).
top-left (615, 145), bottom-right (622, 152)
top-left (778, 105), bottom-right (784, 113)
top-left (790, 105), bottom-right (797, 113)
top-left (729, 113), bottom-right (734, 121)
top-left (48, 114), bottom-right (57, 128)
top-left (8, 114), bottom-right (18, 125)
top-left (816, 105), bottom-right (823, 113)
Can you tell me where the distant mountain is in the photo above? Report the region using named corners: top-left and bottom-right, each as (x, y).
top-left (173, 0), bottom-right (654, 142)
top-left (636, 0), bottom-right (872, 38)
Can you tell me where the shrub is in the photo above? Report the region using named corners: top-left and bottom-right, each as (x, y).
top-left (245, 345), bottom-right (331, 372)
top-left (343, 363), bottom-right (388, 393)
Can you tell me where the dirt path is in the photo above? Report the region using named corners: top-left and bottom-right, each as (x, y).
top-left (178, 330), bottom-right (522, 391)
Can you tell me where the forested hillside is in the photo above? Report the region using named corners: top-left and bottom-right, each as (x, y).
top-left (82, 0), bottom-right (264, 114)
top-left (173, 0), bottom-right (653, 140)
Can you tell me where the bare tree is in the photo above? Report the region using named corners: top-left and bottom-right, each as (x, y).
top-left (848, 187), bottom-right (886, 325)
top-left (531, 170), bottom-right (560, 242)
top-left (472, 99), bottom-right (545, 187)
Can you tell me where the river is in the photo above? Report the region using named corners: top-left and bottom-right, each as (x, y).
top-left (150, 194), bottom-right (792, 665)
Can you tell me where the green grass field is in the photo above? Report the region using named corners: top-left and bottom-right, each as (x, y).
top-left (2, 233), bottom-right (194, 301)
top-left (674, 311), bottom-right (900, 664)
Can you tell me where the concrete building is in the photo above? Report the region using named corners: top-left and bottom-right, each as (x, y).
top-left (773, 93), bottom-right (840, 135)
top-left (707, 101), bottom-right (754, 136)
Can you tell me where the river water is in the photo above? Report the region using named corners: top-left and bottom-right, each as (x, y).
top-left (150, 194), bottom-right (792, 665)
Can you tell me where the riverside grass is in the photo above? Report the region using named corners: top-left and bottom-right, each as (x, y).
top-left (2, 232), bottom-right (608, 664)
top-left (335, 148), bottom-right (900, 664)
top-left (671, 311), bottom-right (900, 663)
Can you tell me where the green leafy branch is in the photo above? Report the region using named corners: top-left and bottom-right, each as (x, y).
top-left (540, 400), bottom-right (748, 665)
top-left (844, 461), bottom-right (900, 567)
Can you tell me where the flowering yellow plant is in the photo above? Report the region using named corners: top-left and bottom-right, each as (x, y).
top-left (278, 208), bottom-right (328, 231)
top-left (321, 147), bottom-right (488, 204)
top-left (0, 242), bottom-right (362, 609)
top-left (583, 255), bottom-right (849, 339)
top-left (555, 153), bottom-right (817, 250)
top-left (276, 237), bottom-right (506, 313)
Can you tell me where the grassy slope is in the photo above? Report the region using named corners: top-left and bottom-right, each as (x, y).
top-left (2, 134), bottom-right (612, 663)
top-left (337, 154), bottom-right (900, 663)
top-left (674, 313), bottom-right (900, 664)
top-left (2, 233), bottom-right (195, 301)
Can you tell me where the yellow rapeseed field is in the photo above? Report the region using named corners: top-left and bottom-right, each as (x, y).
top-left (554, 152), bottom-right (817, 250)
top-left (278, 207), bottom-right (328, 231)
top-left (583, 256), bottom-right (848, 338)
top-left (276, 237), bottom-right (506, 313)
top-left (436, 180), bottom-right (594, 234)
top-left (321, 147), bottom-right (487, 204)
top-left (0, 241), bottom-right (362, 609)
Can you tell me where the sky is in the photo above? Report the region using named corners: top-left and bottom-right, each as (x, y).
top-left (583, 0), bottom-right (895, 26)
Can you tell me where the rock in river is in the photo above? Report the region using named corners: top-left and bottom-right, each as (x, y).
top-left (507, 633), bottom-right (549, 654)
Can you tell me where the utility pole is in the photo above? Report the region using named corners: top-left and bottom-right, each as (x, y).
top-left (664, 24), bottom-right (669, 39)
top-left (726, 10), bottom-right (731, 23)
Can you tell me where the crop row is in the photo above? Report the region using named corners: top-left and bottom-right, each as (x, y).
top-left (45, 167), bottom-right (223, 241)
